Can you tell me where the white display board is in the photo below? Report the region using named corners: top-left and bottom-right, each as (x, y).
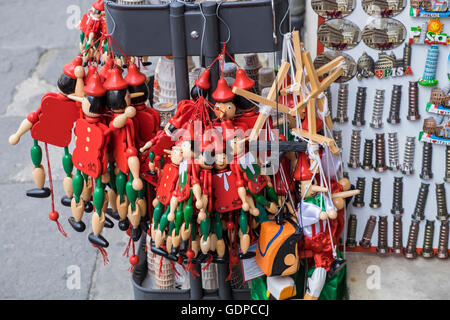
top-left (306, 0), bottom-right (450, 251)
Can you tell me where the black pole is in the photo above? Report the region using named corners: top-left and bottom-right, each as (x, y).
top-left (189, 263), bottom-right (203, 300)
top-left (170, 2), bottom-right (190, 102)
top-left (202, 2), bottom-right (220, 104)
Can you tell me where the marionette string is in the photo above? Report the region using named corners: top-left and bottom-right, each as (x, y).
top-left (44, 143), bottom-right (67, 238)
top-left (216, 1), bottom-right (231, 45)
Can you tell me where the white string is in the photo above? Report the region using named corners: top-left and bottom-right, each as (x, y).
top-left (216, 1), bottom-right (231, 45)
top-left (105, 4), bottom-right (117, 36)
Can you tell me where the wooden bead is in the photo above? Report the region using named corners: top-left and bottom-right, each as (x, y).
top-left (327, 209), bottom-right (338, 220)
top-left (333, 197), bottom-right (345, 210)
top-left (63, 176), bottom-right (74, 198)
top-left (32, 165), bottom-right (46, 189)
top-left (319, 211), bottom-right (328, 221)
top-left (338, 178), bottom-right (351, 191)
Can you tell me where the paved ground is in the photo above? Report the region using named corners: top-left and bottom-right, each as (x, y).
top-left (1, 0), bottom-right (450, 301)
top-left (0, 0), bottom-right (133, 300)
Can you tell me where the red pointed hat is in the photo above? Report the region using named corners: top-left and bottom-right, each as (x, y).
top-left (63, 56), bottom-right (83, 79)
top-left (99, 58), bottom-right (114, 82)
top-left (212, 78), bottom-right (235, 102)
top-left (233, 69), bottom-right (255, 90)
top-left (104, 68), bottom-right (128, 91)
top-left (84, 73), bottom-right (106, 97)
top-left (85, 65), bottom-right (98, 84)
top-left (92, 0), bottom-right (104, 11)
top-left (125, 64), bottom-right (147, 87)
top-left (294, 152), bottom-right (315, 181)
top-left (195, 69), bottom-right (211, 90)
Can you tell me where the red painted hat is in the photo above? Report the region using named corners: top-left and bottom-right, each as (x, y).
top-left (85, 65), bottom-right (98, 84)
top-left (63, 56), bottom-right (83, 79)
top-left (104, 68), bottom-right (128, 91)
top-left (212, 78), bottom-right (235, 102)
top-left (233, 69), bottom-right (255, 90)
top-left (99, 58), bottom-right (114, 82)
top-left (84, 73), bottom-right (106, 97)
top-left (92, 0), bottom-right (105, 11)
top-left (294, 152), bottom-right (315, 181)
top-left (125, 64), bottom-right (147, 87)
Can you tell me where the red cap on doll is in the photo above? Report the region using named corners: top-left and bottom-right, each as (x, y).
top-left (212, 78), bottom-right (235, 102)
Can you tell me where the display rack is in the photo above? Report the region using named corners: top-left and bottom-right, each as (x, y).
top-left (313, 1), bottom-right (450, 256)
top-left (105, 0), bottom-right (290, 300)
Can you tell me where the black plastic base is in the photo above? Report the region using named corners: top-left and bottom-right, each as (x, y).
top-left (61, 196), bottom-right (72, 207)
top-left (26, 187), bottom-right (51, 198)
top-left (88, 233), bottom-right (109, 248)
top-left (68, 217), bottom-right (86, 233)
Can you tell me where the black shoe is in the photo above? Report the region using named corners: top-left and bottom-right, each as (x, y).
top-left (150, 243), bottom-right (169, 258)
top-left (212, 255), bottom-right (226, 264)
top-left (61, 196), bottom-right (72, 207)
top-left (142, 61), bottom-right (152, 67)
top-left (88, 233), bottom-right (109, 248)
top-left (326, 258), bottom-right (346, 282)
top-left (166, 253), bottom-right (179, 262)
top-left (179, 239), bottom-right (189, 254)
top-left (197, 253), bottom-right (210, 263)
top-left (118, 219), bottom-right (129, 231)
top-left (68, 217), bottom-right (86, 232)
top-left (131, 227), bottom-right (142, 241)
top-left (26, 187), bottom-right (51, 198)
top-left (84, 201), bottom-right (93, 213)
top-left (104, 217), bottom-right (114, 229)
top-left (171, 246), bottom-right (180, 256)
top-left (239, 251), bottom-right (256, 260)
top-left (106, 208), bottom-right (120, 220)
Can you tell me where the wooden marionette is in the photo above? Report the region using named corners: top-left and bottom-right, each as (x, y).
top-left (125, 63), bottom-right (160, 150)
top-left (9, 56), bottom-right (84, 199)
top-left (195, 133), bottom-right (220, 257)
top-left (79, 0), bottom-right (106, 66)
top-left (66, 72), bottom-right (111, 248)
top-left (152, 144), bottom-right (183, 250)
top-left (296, 151), bottom-right (358, 300)
top-left (139, 95), bottom-right (200, 177)
top-left (104, 67), bottom-right (144, 241)
top-left (167, 122), bottom-right (202, 243)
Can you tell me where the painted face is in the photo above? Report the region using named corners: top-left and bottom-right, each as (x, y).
top-left (215, 102), bottom-right (236, 120)
top-left (214, 153), bottom-right (227, 170)
top-left (170, 147), bottom-right (183, 165)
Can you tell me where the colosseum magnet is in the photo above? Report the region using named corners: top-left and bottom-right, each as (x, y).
top-left (311, 0), bottom-right (356, 19)
top-left (362, 0), bottom-right (406, 17)
top-left (318, 19), bottom-right (361, 51)
top-left (362, 18), bottom-right (407, 50)
top-left (410, 0), bottom-right (449, 17)
top-left (314, 50), bottom-right (357, 83)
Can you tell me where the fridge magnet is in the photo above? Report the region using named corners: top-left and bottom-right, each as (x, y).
top-left (409, 18), bottom-right (449, 45)
top-left (373, 43), bottom-right (413, 79)
top-left (311, 0), bottom-right (356, 19)
top-left (410, 0), bottom-right (450, 17)
top-left (419, 116), bottom-right (450, 145)
top-left (317, 18), bottom-right (361, 51)
top-left (362, 18), bottom-right (407, 50)
top-left (362, 0), bottom-right (406, 17)
top-left (426, 87), bottom-right (450, 115)
top-left (356, 52), bottom-right (375, 80)
top-left (314, 50), bottom-right (357, 82)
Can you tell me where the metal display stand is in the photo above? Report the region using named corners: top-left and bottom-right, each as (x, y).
top-left (105, 0), bottom-right (290, 300)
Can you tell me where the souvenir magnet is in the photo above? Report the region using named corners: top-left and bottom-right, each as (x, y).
top-left (317, 19), bottom-right (361, 51)
top-left (362, 18), bottom-right (407, 50)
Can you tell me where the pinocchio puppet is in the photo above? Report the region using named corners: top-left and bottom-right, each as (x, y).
top-left (9, 56), bottom-right (83, 200)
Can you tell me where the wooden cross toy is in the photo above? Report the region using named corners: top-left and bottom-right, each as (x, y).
top-left (232, 31), bottom-right (343, 155)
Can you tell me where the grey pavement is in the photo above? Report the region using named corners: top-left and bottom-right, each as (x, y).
top-left (0, 0), bottom-right (132, 300)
